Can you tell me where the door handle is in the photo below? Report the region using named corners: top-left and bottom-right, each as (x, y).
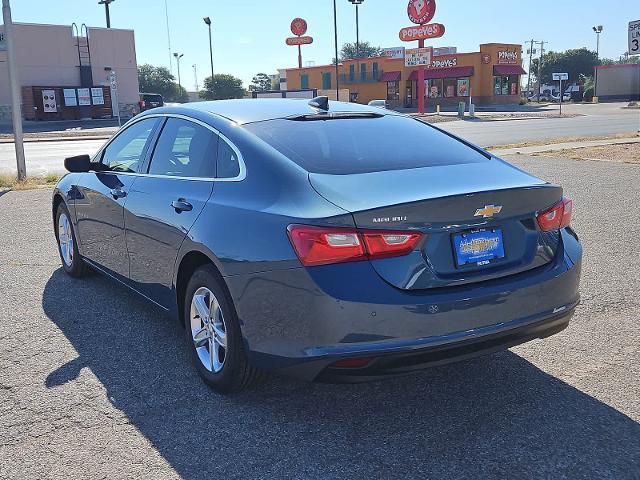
top-left (110, 188), bottom-right (127, 199)
top-left (171, 198), bottom-right (193, 212)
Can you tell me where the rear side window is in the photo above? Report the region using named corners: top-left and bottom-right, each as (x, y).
top-left (101, 117), bottom-right (158, 173)
top-left (245, 115), bottom-right (490, 175)
top-left (216, 139), bottom-right (241, 179)
top-left (149, 118), bottom-right (218, 178)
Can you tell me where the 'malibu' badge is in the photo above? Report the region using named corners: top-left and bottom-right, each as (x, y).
top-left (407, 0), bottom-right (436, 25)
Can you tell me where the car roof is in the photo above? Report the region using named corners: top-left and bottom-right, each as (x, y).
top-left (153, 98), bottom-right (397, 125)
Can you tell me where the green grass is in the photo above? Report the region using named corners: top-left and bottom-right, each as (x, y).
top-left (0, 174), bottom-right (61, 190)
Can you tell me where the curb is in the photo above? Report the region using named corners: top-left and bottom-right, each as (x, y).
top-left (0, 135), bottom-right (112, 144)
top-left (489, 138), bottom-right (640, 156)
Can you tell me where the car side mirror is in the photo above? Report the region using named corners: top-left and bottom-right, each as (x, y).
top-left (64, 154), bottom-right (92, 173)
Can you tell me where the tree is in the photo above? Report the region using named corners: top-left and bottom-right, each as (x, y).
top-left (339, 41), bottom-right (382, 60)
top-left (249, 73), bottom-right (272, 92)
top-left (137, 64), bottom-right (185, 102)
top-left (271, 74), bottom-right (281, 91)
top-left (530, 48), bottom-right (599, 85)
top-left (200, 74), bottom-right (245, 100)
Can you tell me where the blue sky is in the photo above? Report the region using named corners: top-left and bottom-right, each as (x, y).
top-left (8, 0), bottom-right (635, 90)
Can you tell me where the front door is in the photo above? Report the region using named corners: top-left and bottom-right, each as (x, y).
top-left (74, 117), bottom-right (160, 278)
top-left (405, 80), bottom-right (414, 107)
top-left (124, 117), bottom-right (218, 307)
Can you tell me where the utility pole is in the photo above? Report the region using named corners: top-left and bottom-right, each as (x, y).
top-left (98, 0), bottom-right (114, 28)
top-left (2, 0), bottom-right (26, 181)
top-left (192, 64), bottom-right (198, 92)
top-left (538, 40), bottom-right (545, 99)
top-left (348, 0), bottom-right (364, 58)
top-left (333, 0), bottom-right (340, 101)
top-left (165, 0), bottom-right (173, 74)
top-left (593, 25), bottom-right (603, 101)
top-left (526, 39), bottom-right (535, 95)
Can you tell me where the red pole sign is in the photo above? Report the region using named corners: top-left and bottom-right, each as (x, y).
top-left (290, 18), bottom-right (308, 36)
top-left (407, 0), bottom-right (436, 25)
top-left (288, 18), bottom-right (311, 69)
top-left (399, 23), bottom-right (445, 42)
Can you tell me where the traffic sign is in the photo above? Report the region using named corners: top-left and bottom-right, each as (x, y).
top-left (630, 20), bottom-right (640, 55)
top-left (552, 72), bottom-right (568, 81)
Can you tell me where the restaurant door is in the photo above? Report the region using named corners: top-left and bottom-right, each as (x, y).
top-left (405, 80), bottom-right (414, 107)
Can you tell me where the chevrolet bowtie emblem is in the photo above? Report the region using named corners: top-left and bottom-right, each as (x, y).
top-left (474, 205), bottom-right (503, 218)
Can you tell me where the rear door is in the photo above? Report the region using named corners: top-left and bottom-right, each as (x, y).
top-left (74, 117), bottom-right (160, 278)
top-left (124, 116), bottom-right (217, 307)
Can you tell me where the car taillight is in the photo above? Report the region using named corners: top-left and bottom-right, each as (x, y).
top-left (537, 197), bottom-right (573, 231)
top-left (139, 100), bottom-right (146, 109)
top-left (287, 225), bottom-right (423, 267)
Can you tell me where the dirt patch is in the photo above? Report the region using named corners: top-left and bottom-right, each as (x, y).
top-left (412, 115), bottom-right (461, 124)
top-left (0, 128), bottom-right (116, 141)
top-left (490, 132), bottom-right (640, 151)
top-left (533, 142), bottom-right (640, 164)
top-left (0, 174), bottom-right (60, 190)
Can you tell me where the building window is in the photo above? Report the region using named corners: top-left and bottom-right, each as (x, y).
top-left (301, 74), bottom-right (309, 89)
top-left (427, 79), bottom-right (443, 98)
top-left (443, 78), bottom-right (457, 97)
top-left (360, 63), bottom-right (367, 81)
top-left (387, 81), bottom-right (400, 101)
top-left (322, 72), bottom-right (332, 90)
top-left (372, 62), bottom-right (379, 80)
top-left (494, 75), bottom-right (519, 95)
top-left (349, 64), bottom-right (355, 82)
top-left (457, 78), bottom-right (470, 97)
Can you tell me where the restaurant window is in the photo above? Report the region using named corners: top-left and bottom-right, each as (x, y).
top-left (372, 62), bottom-right (379, 79)
top-left (322, 72), bottom-right (332, 90)
top-left (387, 81), bottom-right (400, 101)
top-left (494, 75), bottom-right (519, 95)
top-left (443, 78), bottom-right (457, 97)
top-left (349, 64), bottom-right (355, 82)
top-left (457, 78), bottom-right (470, 97)
top-left (360, 63), bottom-right (367, 81)
top-left (301, 74), bottom-right (309, 89)
top-left (427, 79), bottom-right (443, 98)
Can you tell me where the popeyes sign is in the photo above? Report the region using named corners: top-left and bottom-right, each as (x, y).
top-left (497, 50), bottom-right (519, 64)
top-left (407, 0), bottom-right (436, 25)
top-left (399, 22), bottom-right (445, 41)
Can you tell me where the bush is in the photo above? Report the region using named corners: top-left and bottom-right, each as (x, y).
top-left (582, 85), bottom-right (594, 102)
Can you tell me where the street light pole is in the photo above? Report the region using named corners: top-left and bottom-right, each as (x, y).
top-left (593, 25), bottom-right (603, 101)
top-left (98, 0), bottom-right (114, 28)
top-left (333, 0), bottom-right (340, 101)
top-left (2, 0), bottom-right (26, 181)
top-left (203, 17), bottom-right (214, 84)
top-left (173, 52), bottom-right (184, 93)
top-left (192, 64), bottom-right (198, 92)
top-left (347, 0), bottom-right (364, 58)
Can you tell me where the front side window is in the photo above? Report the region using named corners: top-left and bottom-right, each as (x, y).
top-left (148, 118), bottom-right (218, 178)
top-left (101, 118), bottom-right (158, 172)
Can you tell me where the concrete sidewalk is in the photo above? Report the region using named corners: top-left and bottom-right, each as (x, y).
top-left (490, 137), bottom-right (640, 156)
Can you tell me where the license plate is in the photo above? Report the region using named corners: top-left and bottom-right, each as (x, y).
top-left (453, 228), bottom-right (505, 267)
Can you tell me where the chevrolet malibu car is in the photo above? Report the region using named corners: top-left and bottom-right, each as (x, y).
top-left (53, 98), bottom-right (582, 393)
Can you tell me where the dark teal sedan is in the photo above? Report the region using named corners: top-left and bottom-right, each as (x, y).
top-left (53, 98), bottom-right (582, 393)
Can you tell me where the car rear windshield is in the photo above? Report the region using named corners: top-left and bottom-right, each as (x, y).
top-left (244, 114), bottom-right (490, 175)
top-left (143, 94), bottom-right (163, 103)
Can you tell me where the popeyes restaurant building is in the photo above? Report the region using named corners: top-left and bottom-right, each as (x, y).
top-left (285, 43), bottom-right (526, 109)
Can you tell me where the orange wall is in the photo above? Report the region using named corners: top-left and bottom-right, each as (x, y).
top-left (285, 43), bottom-right (523, 106)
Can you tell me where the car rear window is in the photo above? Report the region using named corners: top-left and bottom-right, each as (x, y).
top-left (143, 94), bottom-right (163, 103)
top-left (244, 114), bottom-right (490, 175)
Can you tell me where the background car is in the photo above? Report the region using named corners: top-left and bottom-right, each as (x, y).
top-left (138, 93), bottom-right (164, 112)
top-left (54, 98), bottom-right (582, 393)
top-left (367, 99), bottom-right (388, 109)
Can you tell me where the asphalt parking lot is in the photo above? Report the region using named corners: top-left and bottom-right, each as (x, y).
top-left (0, 154), bottom-right (639, 479)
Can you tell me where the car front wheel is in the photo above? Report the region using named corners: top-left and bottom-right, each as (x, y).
top-left (56, 203), bottom-right (88, 278)
top-left (184, 265), bottom-right (262, 393)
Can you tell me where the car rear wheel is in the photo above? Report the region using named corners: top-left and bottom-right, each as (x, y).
top-left (184, 265), bottom-right (263, 393)
top-left (56, 203), bottom-right (88, 278)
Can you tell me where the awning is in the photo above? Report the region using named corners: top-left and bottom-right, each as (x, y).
top-left (408, 67), bottom-right (475, 81)
top-left (379, 71), bottom-right (401, 82)
top-left (493, 65), bottom-right (527, 75)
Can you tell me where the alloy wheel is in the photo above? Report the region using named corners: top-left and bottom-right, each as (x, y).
top-left (190, 287), bottom-right (228, 373)
top-left (58, 212), bottom-right (74, 267)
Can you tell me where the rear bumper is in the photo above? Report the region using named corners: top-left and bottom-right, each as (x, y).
top-left (225, 229), bottom-right (581, 382)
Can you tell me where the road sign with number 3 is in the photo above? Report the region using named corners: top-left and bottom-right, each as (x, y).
top-left (630, 20), bottom-right (640, 56)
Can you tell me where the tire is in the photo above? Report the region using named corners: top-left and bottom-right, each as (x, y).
top-left (55, 202), bottom-right (89, 278)
top-left (184, 265), bottom-right (262, 393)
